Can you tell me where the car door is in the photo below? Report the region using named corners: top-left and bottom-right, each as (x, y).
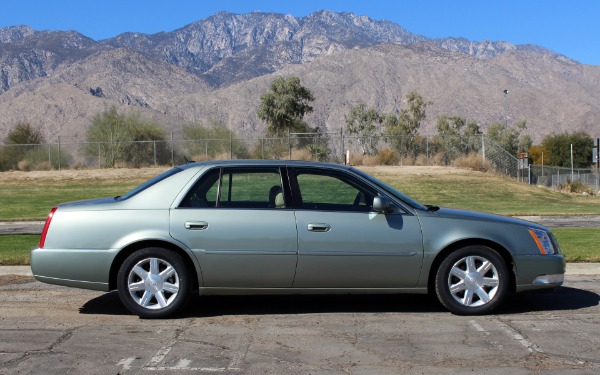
top-left (291, 168), bottom-right (424, 288)
top-left (170, 167), bottom-right (298, 288)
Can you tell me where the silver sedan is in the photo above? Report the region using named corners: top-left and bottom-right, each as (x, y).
top-left (31, 160), bottom-right (565, 318)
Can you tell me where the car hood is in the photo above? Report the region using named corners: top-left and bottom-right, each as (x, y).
top-left (426, 207), bottom-right (548, 231)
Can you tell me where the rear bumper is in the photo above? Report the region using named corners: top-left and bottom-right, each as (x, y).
top-left (30, 248), bottom-right (116, 292)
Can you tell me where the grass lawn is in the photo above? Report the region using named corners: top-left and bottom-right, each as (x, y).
top-left (364, 168), bottom-right (600, 216)
top-left (0, 234), bottom-right (38, 265)
top-left (2, 166), bottom-right (600, 220)
top-left (1, 229), bottom-right (597, 265)
top-left (553, 228), bottom-right (600, 262)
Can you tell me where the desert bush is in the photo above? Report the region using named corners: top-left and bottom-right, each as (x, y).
top-left (428, 152), bottom-right (447, 166)
top-left (559, 179), bottom-right (593, 195)
top-left (17, 159), bottom-right (31, 171)
top-left (362, 154), bottom-right (380, 166)
top-left (33, 161), bottom-right (52, 171)
top-left (290, 148), bottom-right (312, 161)
top-left (452, 152), bottom-right (492, 172)
top-left (400, 156), bottom-right (415, 166)
top-left (347, 153), bottom-right (365, 166)
top-left (376, 148), bottom-right (400, 165)
top-left (415, 154), bottom-right (428, 166)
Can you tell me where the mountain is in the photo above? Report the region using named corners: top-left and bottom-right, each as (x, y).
top-left (101, 11), bottom-right (427, 87)
top-left (162, 43), bottom-right (600, 139)
top-left (0, 11), bottom-right (598, 145)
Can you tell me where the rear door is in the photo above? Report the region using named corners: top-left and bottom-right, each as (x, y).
top-left (170, 167), bottom-right (298, 288)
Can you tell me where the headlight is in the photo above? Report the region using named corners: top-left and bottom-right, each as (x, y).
top-left (528, 228), bottom-right (556, 255)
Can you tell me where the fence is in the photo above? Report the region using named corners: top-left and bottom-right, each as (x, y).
top-left (528, 164), bottom-right (600, 192)
top-left (0, 132), bottom-right (516, 167)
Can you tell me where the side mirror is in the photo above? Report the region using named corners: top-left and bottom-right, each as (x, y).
top-left (372, 196), bottom-right (391, 213)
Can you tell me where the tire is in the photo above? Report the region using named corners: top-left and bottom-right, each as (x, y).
top-left (435, 246), bottom-right (509, 315)
top-left (117, 247), bottom-right (191, 319)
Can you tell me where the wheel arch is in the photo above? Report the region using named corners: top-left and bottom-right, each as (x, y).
top-left (108, 240), bottom-right (200, 291)
top-left (427, 238), bottom-right (516, 295)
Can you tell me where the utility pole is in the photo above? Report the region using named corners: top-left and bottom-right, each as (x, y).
top-left (503, 89), bottom-right (509, 128)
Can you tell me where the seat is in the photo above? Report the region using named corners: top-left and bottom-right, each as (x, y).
top-left (268, 185), bottom-right (284, 208)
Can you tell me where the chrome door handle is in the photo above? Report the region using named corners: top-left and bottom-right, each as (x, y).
top-left (185, 221), bottom-right (208, 230)
top-left (307, 223), bottom-right (331, 232)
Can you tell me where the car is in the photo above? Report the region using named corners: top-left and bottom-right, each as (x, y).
top-left (31, 160), bottom-right (565, 318)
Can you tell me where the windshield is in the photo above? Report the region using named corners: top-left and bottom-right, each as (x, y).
top-left (118, 167), bottom-right (183, 201)
top-left (351, 168), bottom-right (428, 211)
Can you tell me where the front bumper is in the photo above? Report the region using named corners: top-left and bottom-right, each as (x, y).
top-left (514, 254), bottom-right (566, 292)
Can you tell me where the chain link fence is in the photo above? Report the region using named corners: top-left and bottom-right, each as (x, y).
top-left (4, 132), bottom-right (598, 191)
top-left (529, 164), bottom-right (600, 192)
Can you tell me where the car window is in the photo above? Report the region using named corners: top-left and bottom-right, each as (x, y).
top-left (181, 168), bottom-right (285, 209)
top-left (180, 168), bottom-right (220, 208)
top-left (295, 169), bottom-right (375, 212)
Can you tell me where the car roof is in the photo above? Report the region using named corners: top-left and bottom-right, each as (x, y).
top-left (179, 159), bottom-right (353, 171)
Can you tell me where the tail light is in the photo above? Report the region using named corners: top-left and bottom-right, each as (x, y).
top-left (39, 207), bottom-right (57, 249)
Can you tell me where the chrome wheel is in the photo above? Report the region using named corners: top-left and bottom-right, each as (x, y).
top-left (118, 248), bottom-right (192, 318)
top-left (127, 257), bottom-right (180, 310)
top-left (435, 246), bottom-right (508, 315)
top-left (447, 255), bottom-right (499, 307)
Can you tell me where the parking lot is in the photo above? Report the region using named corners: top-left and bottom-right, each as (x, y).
top-left (0, 274), bottom-right (598, 374)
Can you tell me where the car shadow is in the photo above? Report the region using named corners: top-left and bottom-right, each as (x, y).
top-left (498, 286), bottom-right (600, 314)
top-left (79, 286), bottom-right (599, 318)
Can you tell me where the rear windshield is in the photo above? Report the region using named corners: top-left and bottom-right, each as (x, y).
top-left (118, 167), bottom-right (183, 201)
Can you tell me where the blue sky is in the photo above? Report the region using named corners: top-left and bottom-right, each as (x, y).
top-left (1, 0), bottom-right (598, 65)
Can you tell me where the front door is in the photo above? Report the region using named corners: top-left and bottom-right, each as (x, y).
top-left (291, 168), bottom-right (424, 288)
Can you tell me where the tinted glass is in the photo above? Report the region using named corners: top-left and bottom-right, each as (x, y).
top-left (182, 168), bottom-right (284, 209)
top-left (295, 170), bottom-right (375, 212)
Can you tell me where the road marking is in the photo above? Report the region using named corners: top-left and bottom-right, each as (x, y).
top-left (227, 333), bottom-right (252, 370)
top-left (494, 319), bottom-right (541, 353)
top-left (469, 320), bottom-right (489, 335)
top-left (147, 338), bottom-right (177, 367)
top-left (117, 357), bottom-right (136, 370)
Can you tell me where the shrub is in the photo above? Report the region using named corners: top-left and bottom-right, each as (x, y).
top-left (559, 179), bottom-right (593, 195)
top-left (17, 159), bottom-right (31, 171)
top-left (414, 154), bottom-right (428, 166)
top-left (376, 148), bottom-right (399, 165)
top-left (452, 152), bottom-right (493, 172)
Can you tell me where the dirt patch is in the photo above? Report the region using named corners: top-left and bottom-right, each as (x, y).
top-left (0, 275), bottom-right (36, 286)
top-left (357, 165), bottom-right (481, 176)
top-left (0, 167), bottom-right (170, 183)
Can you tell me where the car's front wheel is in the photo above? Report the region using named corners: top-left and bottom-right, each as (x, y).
top-left (117, 247), bottom-right (191, 318)
top-left (435, 246), bottom-right (509, 315)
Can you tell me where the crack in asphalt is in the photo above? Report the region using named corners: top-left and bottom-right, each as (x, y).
top-left (0, 326), bottom-right (80, 370)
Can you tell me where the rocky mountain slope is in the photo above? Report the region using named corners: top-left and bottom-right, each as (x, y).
top-left (0, 11), bottom-right (598, 144)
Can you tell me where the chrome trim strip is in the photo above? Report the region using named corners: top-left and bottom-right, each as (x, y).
top-left (299, 250), bottom-right (418, 256)
top-left (199, 250), bottom-right (297, 255)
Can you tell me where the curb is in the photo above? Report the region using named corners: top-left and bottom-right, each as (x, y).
top-left (1, 264), bottom-right (599, 278)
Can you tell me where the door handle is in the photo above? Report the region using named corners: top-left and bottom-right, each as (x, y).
top-left (307, 223), bottom-right (331, 232)
top-left (185, 221), bottom-right (208, 230)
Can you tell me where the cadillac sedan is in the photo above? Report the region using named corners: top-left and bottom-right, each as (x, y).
top-left (31, 160), bottom-right (565, 318)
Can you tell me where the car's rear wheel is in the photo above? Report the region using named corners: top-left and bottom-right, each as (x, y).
top-left (117, 247), bottom-right (191, 318)
top-left (435, 246), bottom-right (509, 315)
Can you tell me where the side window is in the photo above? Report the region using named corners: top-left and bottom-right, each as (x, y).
top-left (180, 169), bottom-right (220, 208)
top-left (295, 170), bottom-right (376, 212)
top-left (219, 169), bottom-right (284, 208)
